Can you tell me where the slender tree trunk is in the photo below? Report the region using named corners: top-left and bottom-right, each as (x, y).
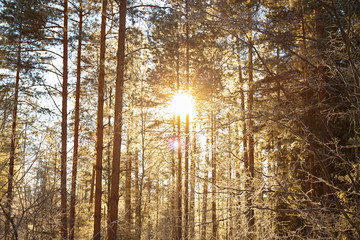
top-left (176, 113), bottom-right (182, 240)
top-left (211, 107), bottom-right (217, 240)
top-left (93, 0), bottom-right (107, 238)
top-left (155, 180), bottom-right (160, 239)
top-left (106, 86), bottom-right (112, 224)
top-left (189, 125), bottom-right (196, 239)
top-left (69, 2), bottom-right (83, 239)
top-left (246, 37), bottom-right (255, 239)
top-left (176, 35), bottom-right (182, 240)
top-left (138, 149), bottom-right (145, 240)
top-left (201, 139), bottom-right (209, 240)
top-left (172, 115), bottom-right (177, 239)
top-left (125, 139), bottom-right (132, 234)
top-left (108, 0), bottom-right (127, 237)
top-left (6, 26), bottom-right (22, 240)
top-left (61, 1), bottom-right (69, 238)
top-left (184, 2), bottom-right (190, 239)
top-left (227, 111), bottom-right (233, 240)
top-left (236, 36), bottom-right (247, 235)
top-left (146, 180), bottom-right (152, 238)
top-left (90, 165), bottom-right (95, 205)
top-left (137, 79), bottom-right (146, 240)
top-left (135, 151), bottom-right (140, 231)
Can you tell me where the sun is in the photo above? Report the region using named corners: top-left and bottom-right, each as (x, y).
top-left (170, 92), bottom-right (195, 120)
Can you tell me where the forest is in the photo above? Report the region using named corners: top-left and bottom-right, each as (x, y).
top-left (0, 0), bottom-right (359, 239)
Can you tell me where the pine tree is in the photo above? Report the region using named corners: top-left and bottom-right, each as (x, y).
top-left (69, 1), bottom-right (84, 239)
top-left (108, 0), bottom-right (127, 238)
top-left (93, 0), bottom-right (107, 239)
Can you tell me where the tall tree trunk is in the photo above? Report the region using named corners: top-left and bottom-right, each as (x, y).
top-left (176, 113), bottom-right (182, 240)
top-left (61, 0), bottom-right (69, 238)
top-left (184, 2), bottom-right (190, 239)
top-left (106, 86), bottom-right (112, 225)
top-left (189, 125), bottom-right (196, 239)
top-left (137, 78), bottom-right (147, 240)
top-left (211, 107), bottom-right (217, 240)
top-left (227, 111), bottom-right (233, 240)
top-left (201, 139), bottom-right (209, 240)
top-left (6, 23), bottom-right (22, 240)
top-left (236, 36), bottom-right (247, 235)
top-left (93, 0), bottom-right (107, 238)
top-left (246, 37), bottom-right (255, 239)
top-left (69, 2), bottom-right (83, 239)
top-left (176, 34), bottom-right (182, 240)
top-left (172, 115), bottom-right (177, 239)
top-left (108, 0), bottom-right (127, 238)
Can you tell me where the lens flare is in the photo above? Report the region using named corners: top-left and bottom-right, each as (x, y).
top-left (168, 137), bottom-right (181, 151)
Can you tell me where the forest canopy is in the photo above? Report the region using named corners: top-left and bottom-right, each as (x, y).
top-left (0, 0), bottom-right (359, 239)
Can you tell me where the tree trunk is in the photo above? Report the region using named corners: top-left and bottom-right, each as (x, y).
top-left (246, 37), bottom-right (255, 239)
top-left (69, 2), bottom-right (83, 238)
top-left (108, 0), bottom-right (127, 238)
top-left (189, 125), bottom-right (196, 239)
top-left (106, 86), bottom-right (112, 225)
top-left (175, 34), bottom-right (182, 240)
top-left (6, 24), bottom-right (22, 240)
top-left (61, 0), bottom-right (69, 238)
top-left (125, 139), bottom-right (132, 234)
top-left (201, 139), bottom-right (209, 240)
top-left (89, 165), bottom-right (95, 206)
top-left (236, 36), bottom-right (247, 234)
top-left (176, 113), bottom-right (182, 240)
top-left (137, 79), bottom-right (146, 240)
top-left (211, 107), bottom-right (217, 240)
top-left (135, 151), bottom-right (140, 231)
top-left (227, 112), bottom-right (233, 240)
top-left (93, 0), bottom-right (107, 238)
top-left (172, 115), bottom-right (177, 239)
top-left (155, 180), bottom-right (160, 239)
top-left (184, 2), bottom-right (190, 240)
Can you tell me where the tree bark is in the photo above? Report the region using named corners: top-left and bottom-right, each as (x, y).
top-left (227, 112), bottom-right (233, 240)
top-left (69, 2), bottom-right (83, 238)
top-left (175, 34), bottom-right (182, 240)
top-left (211, 107), bottom-right (217, 240)
top-left (106, 86), bottom-right (112, 225)
top-left (172, 115), bottom-right (177, 239)
top-left (201, 139), bottom-right (209, 240)
top-left (246, 37), bottom-right (255, 239)
top-left (6, 23), bottom-right (22, 240)
top-left (135, 151), bottom-right (140, 231)
top-left (189, 125), bottom-right (196, 239)
top-left (89, 165), bottom-right (95, 206)
top-left (93, 0), bottom-right (107, 238)
top-left (108, 0), bottom-right (127, 238)
top-left (125, 139), bottom-right (132, 233)
top-left (61, 0), bottom-right (69, 238)
top-left (184, 2), bottom-right (190, 239)
top-left (236, 36), bottom-right (247, 233)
